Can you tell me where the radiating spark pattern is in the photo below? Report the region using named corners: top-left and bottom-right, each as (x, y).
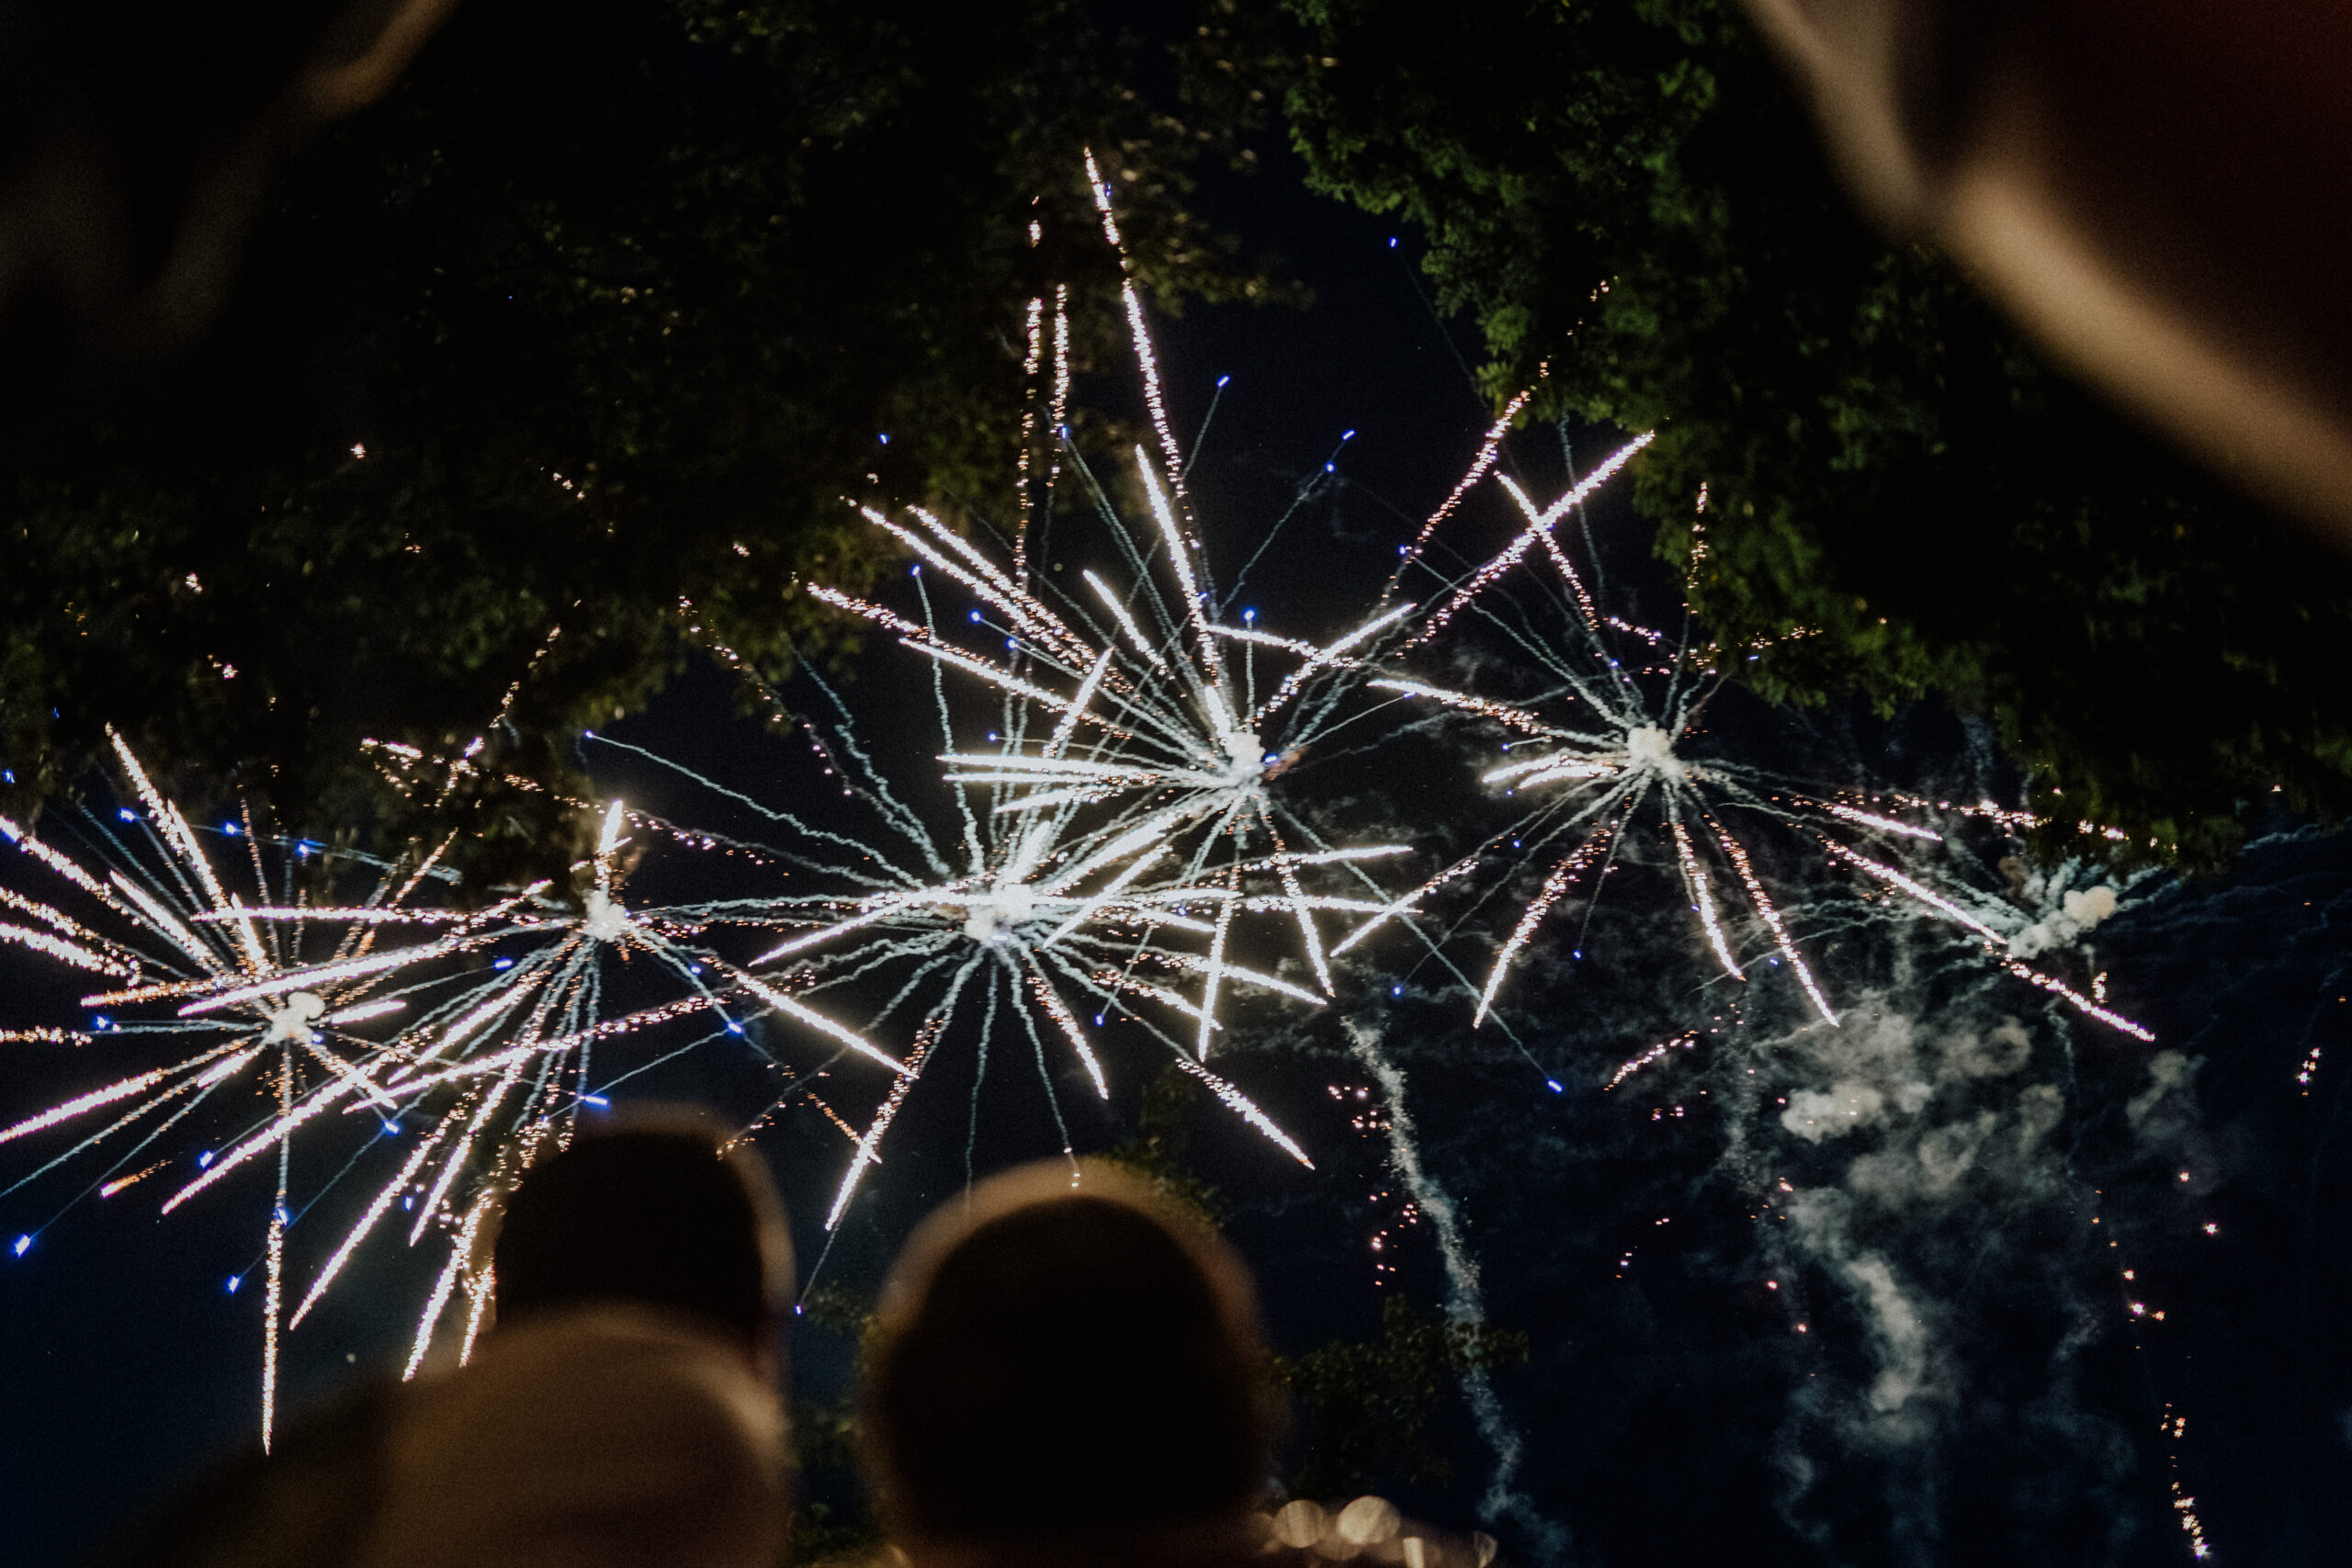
top-left (0, 735), bottom-right (472, 1434)
top-left (764, 175), bottom-right (1420, 1221)
top-left (655, 572), bottom-right (1328, 1231)
top-left (0, 737), bottom-right (911, 1414)
top-left (815, 385), bottom-right (1412, 1040)
top-left (1368, 443), bottom-right (2154, 1041)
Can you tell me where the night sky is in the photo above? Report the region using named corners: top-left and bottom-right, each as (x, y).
top-left (5, 144), bottom-right (2351, 1568)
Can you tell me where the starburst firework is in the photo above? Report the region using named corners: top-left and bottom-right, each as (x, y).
top-left (628, 607), bottom-right (1322, 1235)
top-left (1357, 446), bottom-right (2155, 1043)
top-left (0, 733), bottom-right (463, 1442)
top-left (0, 733), bottom-right (918, 1417)
top-left (806, 178), bottom-right (1417, 1069)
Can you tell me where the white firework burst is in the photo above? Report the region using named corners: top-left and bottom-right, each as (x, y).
top-left (1355, 442), bottom-right (2154, 1043)
top-left (806, 210), bottom-right (1416, 1061)
top-left (624, 612), bottom-right (1323, 1236)
top-left (0, 732), bottom-right (467, 1443)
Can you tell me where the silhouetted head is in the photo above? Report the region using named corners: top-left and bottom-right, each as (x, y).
top-left (491, 1110), bottom-right (791, 1363)
top-left (862, 1161), bottom-right (1279, 1552)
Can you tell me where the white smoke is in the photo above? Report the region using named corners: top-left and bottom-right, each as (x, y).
top-left (2007, 880), bottom-right (2121, 959)
top-left (1738, 988), bottom-right (2161, 1559)
top-left (1344, 1020), bottom-right (1573, 1565)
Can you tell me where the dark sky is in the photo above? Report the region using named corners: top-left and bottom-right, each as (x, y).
top-left (5, 123), bottom-right (2352, 1568)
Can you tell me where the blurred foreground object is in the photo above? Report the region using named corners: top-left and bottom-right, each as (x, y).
top-left (863, 1160), bottom-right (1281, 1567)
top-left (356, 1308), bottom-right (789, 1568)
top-left (83, 1111), bottom-right (792, 1568)
top-left (1744, 0), bottom-right (2352, 540)
top-left (490, 1114), bottom-right (794, 1366)
top-left (0, 0), bottom-right (461, 379)
top-left (357, 1114), bottom-right (792, 1568)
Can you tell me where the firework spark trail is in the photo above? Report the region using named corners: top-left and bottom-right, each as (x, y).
top-left (1406, 433), bottom-right (1656, 649)
top-left (1382, 389), bottom-right (1539, 602)
top-left (1672, 819), bottom-right (1745, 981)
top-left (1824, 841), bottom-right (2154, 1040)
top-left (1343, 1021), bottom-right (1565, 1560)
top-left (1474, 823), bottom-right (1618, 1028)
top-left (1604, 1032), bottom-right (1699, 1090)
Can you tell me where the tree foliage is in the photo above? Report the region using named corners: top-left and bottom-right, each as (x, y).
top-left (1277, 1294), bottom-right (1528, 1503)
top-left (1283, 0), bottom-right (2352, 869)
top-left (0, 0), bottom-right (1281, 881)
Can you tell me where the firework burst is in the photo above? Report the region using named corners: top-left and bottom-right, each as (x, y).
top-left (0, 730), bottom-right (921, 1416)
top-left (262, 773), bottom-right (913, 1373)
top-left (806, 186), bottom-right (1418, 1062)
top-left (0, 732), bottom-right (466, 1441)
top-left (1354, 446), bottom-right (2155, 1043)
top-left (628, 608), bottom-right (1323, 1236)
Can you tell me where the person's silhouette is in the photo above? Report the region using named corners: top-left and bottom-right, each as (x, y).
top-left (356, 1114), bottom-right (792, 1568)
top-left (861, 1160), bottom-right (1282, 1568)
top-left (88, 1109), bottom-right (793, 1568)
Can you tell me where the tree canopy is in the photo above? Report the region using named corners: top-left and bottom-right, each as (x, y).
top-left (0, 0), bottom-right (1279, 879)
top-left (10, 0), bottom-right (2350, 876)
top-left (1283, 0), bottom-right (2352, 870)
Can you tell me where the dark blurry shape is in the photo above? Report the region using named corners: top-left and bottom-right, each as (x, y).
top-left (862, 1159), bottom-right (1281, 1564)
top-left (0, 0), bottom-right (460, 380)
top-left (82, 1379), bottom-right (401, 1568)
top-left (355, 1307), bottom-right (788, 1568)
top-left (491, 1110), bottom-right (792, 1361)
top-left (362, 1111), bottom-right (793, 1568)
top-left (1743, 0), bottom-right (2352, 541)
top-left (81, 1105), bottom-right (793, 1568)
